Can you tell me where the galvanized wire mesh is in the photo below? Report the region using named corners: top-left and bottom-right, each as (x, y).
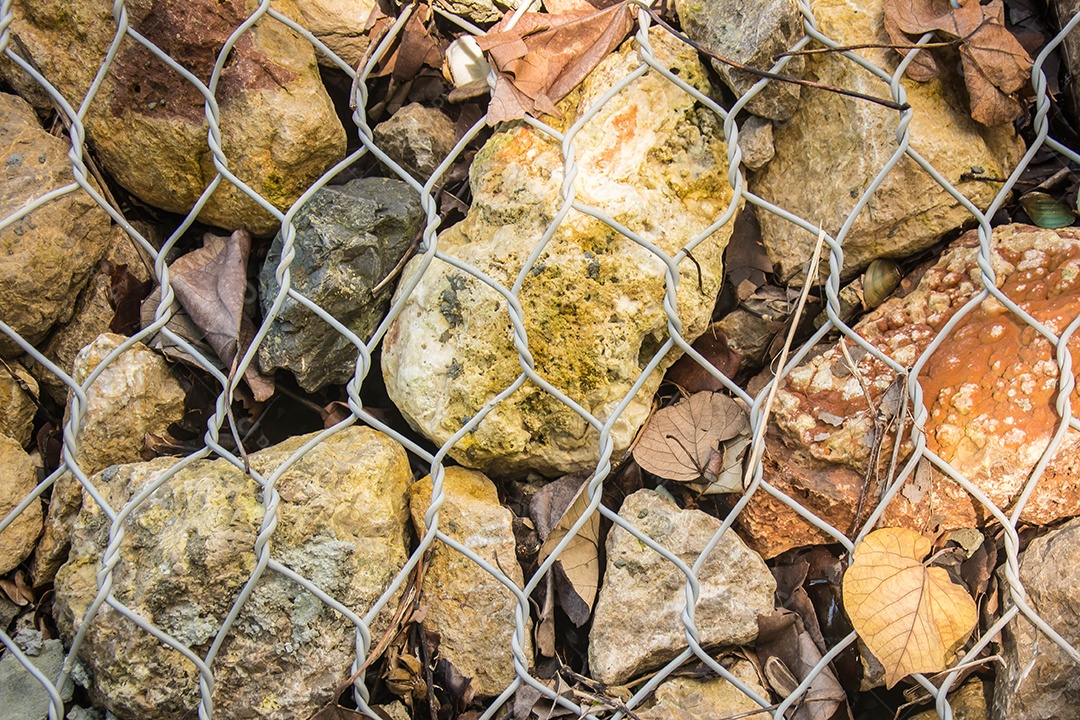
top-left (1, 1), bottom-right (1079, 719)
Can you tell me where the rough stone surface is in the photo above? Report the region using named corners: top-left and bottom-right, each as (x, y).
top-left (589, 490), bottom-right (775, 685)
top-left (410, 466), bottom-right (531, 698)
top-left (373, 104), bottom-right (459, 182)
top-left (0, 434), bottom-right (42, 574)
top-left (914, 678), bottom-right (988, 720)
top-left (0, 92), bottom-right (111, 357)
top-left (294, 0), bottom-right (377, 67)
top-left (0, 361), bottom-right (38, 448)
top-left (29, 224), bottom-right (154, 404)
top-left (383, 29), bottom-right (739, 476)
top-left (737, 116), bottom-right (775, 172)
top-left (0, 638), bottom-right (68, 720)
top-left (636, 660), bottom-right (768, 720)
top-left (993, 518), bottom-right (1080, 720)
top-left (742, 225), bottom-right (1080, 557)
top-left (5, 0), bottom-right (346, 235)
top-left (676, 0), bottom-right (805, 121)
top-left (750, 0), bottom-right (1024, 283)
top-left (30, 333), bottom-right (185, 585)
top-left (53, 426), bottom-right (412, 720)
top-left (433, 0), bottom-right (522, 24)
top-left (258, 177), bottom-right (423, 391)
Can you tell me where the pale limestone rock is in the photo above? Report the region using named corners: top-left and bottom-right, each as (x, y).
top-left (0, 92), bottom-right (111, 357)
top-left (743, 225), bottom-right (1080, 557)
top-left (30, 333), bottom-right (185, 584)
top-left (293, 0), bottom-right (377, 67)
top-left (0, 434), bottom-right (42, 574)
top-left (676, 0), bottom-right (806, 121)
top-left (750, 0), bottom-right (1024, 283)
top-left (5, 0), bottom-right (345, 236)
top-left (636, 660), bottom-right (768, 720)
top-left (383, 29), bottom-right (739, 476)
top-left (53, 426), bottom-right (412, 720)
top-left (590, 490), bottom-right (775, 685)
top-left (737, 116), bottom-right (776, 171)
top-left (0, 362), bottom-right (38, 448)
top-left (410, 466), bottom-right (530, 697)
top-left (30, 224), bottom-right (154, 404)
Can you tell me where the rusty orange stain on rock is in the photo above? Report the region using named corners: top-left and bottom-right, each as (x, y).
top-left (741, 224), bottom-right (1080, 558)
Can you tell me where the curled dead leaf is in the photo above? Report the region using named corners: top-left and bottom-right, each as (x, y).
top-left (536, 477), bottom-right (600, 621)
top-left (842, 527), bottom-right (978, 688)
top-left (632, 392), bottom-right (748, 492)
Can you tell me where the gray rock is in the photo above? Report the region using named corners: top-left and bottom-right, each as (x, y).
top-left (258, 177), bottom-right (423, 391)
top-left (0, 434), bottom-right (42, 574)
top-left (13, 628), bottom-right (43, 656)
top-left (373, 104), bottom-right (459, 183)
top-left (0, 638), bottom-right (69, 720)
top-left (382, 29), bottom-right (740, 476)
top-left (589, 490), bottom-right (775, 685)
top-left (737, 116), bottom-right (776, 172)
top-left (0, 92), bottom-right (111, 357)
top-left (410, 466), bottom-right (532, 698)
top-left (676, 0), bottom-right (806, 121)
top-left (750, 0), bottom-right (1024, 283)
top-left (4, 0), bottom-right (346, 235)
top-left (52, 426), bottom-right (413, 720)
top-left (993, 517), bottom-right (1080, 720)
top-left (0, 596), bottom-right (18, 630)
top-left (66, 708), bottom-right (105, 720)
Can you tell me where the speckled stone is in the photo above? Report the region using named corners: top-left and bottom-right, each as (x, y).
top-left (0, 434), bottom-right (42, 574)
top-left (383, 28), bottom-right (740, 476)
top-left (410, 466), bottom-right (531, 697)
top-left (742, 224), bottom-right (1080, 557)
top-left (590, 490), bottom-right (774, 685)
top-left (53, 426), bottom-right (412, 720)
top-left (4, 0), bottom-right (345, 235)
top-left (0, 92), bottom-right (110, 357)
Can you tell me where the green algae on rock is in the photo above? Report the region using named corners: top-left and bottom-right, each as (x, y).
top-left (382, 28), bottom-right (741, 476)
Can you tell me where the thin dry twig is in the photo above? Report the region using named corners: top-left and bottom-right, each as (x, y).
top-left (634, 2), bottom-right (910, 112)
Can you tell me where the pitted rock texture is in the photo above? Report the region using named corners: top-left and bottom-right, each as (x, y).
top-left (410, 466), bottom-right (531, 697)
top-left (0, 92), bottom-right (111, 357)
top-left (53, 426), bottom-right (412, 720)
top-left (383, 29), bottom-right (739, 476)
top-left (676, 0), bottom-right (806, 121)
top-left (589, 490), bottom-right (774, 685)
top-left (30, 333), bottom-right (186, 585)
top-left (5, 0), bottom-right (345, 235)
top-left (743, 224), bottom-right (1080, 557)
top-left (750, 0), bottom-right (1023, 283)
top-left (0, 434), bottom-right (42, 575)
top-left (258, 177), bottom-right (424, 391)
top-left (373, 104), bottom-right (459, 182)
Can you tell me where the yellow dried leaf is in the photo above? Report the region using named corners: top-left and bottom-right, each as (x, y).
top-left (842, 527), bottom-right (978, 688)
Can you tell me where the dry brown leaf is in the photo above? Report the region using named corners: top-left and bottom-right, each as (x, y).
top-left (882, 0), bottom-right (1031, 125)
top-left (537, 478), bottom-right (600, 618)
top-left (664, 324), bottom-right (742, 394)
top-left (633, 392), bottom-right (748, 486)
top-left (842, 527), bottom-right (978, 688)
top-left (476, 2), bottom-right (633, 124)
top-left (169, 231), bottom-right (274, 401)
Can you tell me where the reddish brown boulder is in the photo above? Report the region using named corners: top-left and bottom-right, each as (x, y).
top-left (741, 224), bottom-right (1080, 557)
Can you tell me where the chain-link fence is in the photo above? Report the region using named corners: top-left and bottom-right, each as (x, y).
top-left (1, 0), bottom-right (1080, 718)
